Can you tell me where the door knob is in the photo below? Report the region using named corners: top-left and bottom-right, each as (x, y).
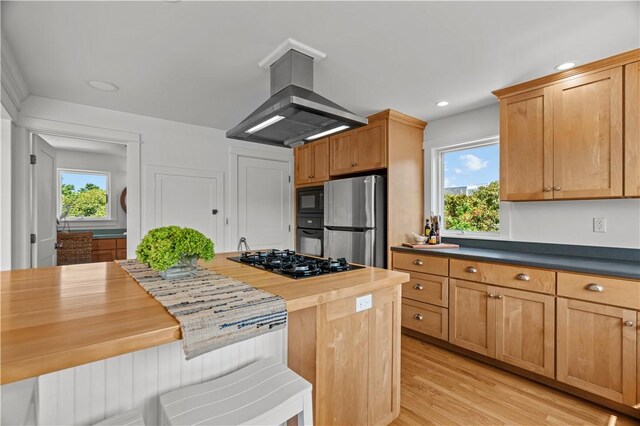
top-left (624, 320), bottom-right (634, 327)
top-left (351, 162), bottom-right (357, 167)
top-left (487, 293), bottom-right (495, 298)
top-left (553, 186), bottom-right (561, 191)
top-left (465, 266), bottom-right (478, 273)
top-left (496, 294), bottom-right (503, 299)
top-left (212, 209), bottom-right (219, 215)
top-left (413, 283), bottom-right (423, 290)
top-left (544, 186), bottom-right (552, 192)
top-left (413, 313), bottom-right (423, 321)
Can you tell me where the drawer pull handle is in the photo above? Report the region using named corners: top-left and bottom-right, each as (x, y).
top-left (585, 283), bottom-right (604, 292)
top-left (413, 283), bottom-right (423, 290)
top-left (515, 273), bottom-right (530, 281)
top-left (413, 259), bottom-right (424, 266)
top-left (413, 313), bottom-right (423, 321)
top-left (465, 266), bottom-right (477, 273)
top-left (624, 320), bottom-right (635, 327)
top-left (487, 293), bottom-right (495, 298)
top-left (496, 294), bottom-right (503, 299)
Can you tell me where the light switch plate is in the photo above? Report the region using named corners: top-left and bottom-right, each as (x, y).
top-left (356, 294), bottom-right (373, 312)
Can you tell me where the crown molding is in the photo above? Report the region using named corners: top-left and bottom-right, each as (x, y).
top-left (1, 33), bottom-right (29, 120)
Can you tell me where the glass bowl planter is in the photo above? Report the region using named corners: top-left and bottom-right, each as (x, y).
top-left (159, 254), bottom-right (198, 279)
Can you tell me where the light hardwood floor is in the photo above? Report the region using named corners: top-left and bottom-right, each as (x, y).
top-left (392, 335), bottom-right (640, 426)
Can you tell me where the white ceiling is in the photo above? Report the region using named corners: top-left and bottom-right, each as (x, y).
top-left (2, 1), bottom-right (639, 130)
top-left (40, 134), bottom-right (127, 157)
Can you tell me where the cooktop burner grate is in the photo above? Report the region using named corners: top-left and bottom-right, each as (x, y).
top-left (228, 250), bottom-right (363, 279)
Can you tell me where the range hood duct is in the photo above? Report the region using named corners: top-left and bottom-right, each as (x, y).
top-left (226, 49), bottom-right (368, 147)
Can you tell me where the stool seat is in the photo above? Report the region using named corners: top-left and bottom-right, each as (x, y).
top-left (159, 357), bottom-right (313, 426)
top-left (94, 408), bottom-right (144, 426)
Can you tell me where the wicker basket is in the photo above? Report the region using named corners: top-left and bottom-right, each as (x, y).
top-left (57, 232), bottom-right (93, 265)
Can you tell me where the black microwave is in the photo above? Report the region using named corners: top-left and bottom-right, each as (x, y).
top-left (296, 186), bottom-right (324, 215)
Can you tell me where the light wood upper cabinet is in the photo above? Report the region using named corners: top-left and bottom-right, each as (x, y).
top-left (449, 279), bottom-right (495, 357)
top-left (328, 131), bottom-right (355, 176)
top-left (494, 287), bottom-right (555, 378)
top-left (625, 61), bottom-right (640, 197)
top-left (557, 297), bottom-right (637, 406)
top-left (294, 138), bottom-right (329, 186)
top-left (330, 120), bottom-right (387, 176)
top-left (494, 49), bottom-right (638, 201)
top-left (500, 87), bottom-right (553, 200)
top-left (553, 67), bottom-right (623, 199)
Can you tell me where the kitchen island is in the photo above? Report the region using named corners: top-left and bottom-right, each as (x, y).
top-left (1, 253), bottom-right (409, 425)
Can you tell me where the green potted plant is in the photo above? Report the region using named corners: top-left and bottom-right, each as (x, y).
top-left (136, 226), bottom-right (214, 279)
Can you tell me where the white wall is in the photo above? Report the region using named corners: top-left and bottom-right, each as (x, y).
top-left (56, 149), bottom-right (127, 230)
top-left (424, 103), bottom-right (640, 249)
top-left (1, 108), bottom-right (12, 270)
top-left (12, 95), bottom-right (292, 265)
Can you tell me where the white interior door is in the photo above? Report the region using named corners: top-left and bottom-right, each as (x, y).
top-left (146, 166), bottom-right (224, 249)
top-left (31, 134), bottom-right (57, 267)
top-left (237, 156), bottom-right (291, 250)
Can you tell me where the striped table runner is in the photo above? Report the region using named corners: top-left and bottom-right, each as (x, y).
top-left (116, 259), bottom-right (287, 360)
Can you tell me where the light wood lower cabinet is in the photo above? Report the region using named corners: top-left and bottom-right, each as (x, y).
top-left (449, 279), bottom-right (555, 378)
top-left (557, 297), bottom-right (637, 406)
top-left (289, 285), bottom-right (401, 426)
top-left (449, 280), bottom-right (495, 357)
top-left (401, 299), bottom-right (448, 340)
top-left (495, 287), bottom-right (555, 378)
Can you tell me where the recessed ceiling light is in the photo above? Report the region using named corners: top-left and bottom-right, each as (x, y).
top-left (88, 80), bottom-right (119, 92)
top-left (554, 62), bottom-right (577, 71)
top-left (435, 101), bottom-right (449, 107)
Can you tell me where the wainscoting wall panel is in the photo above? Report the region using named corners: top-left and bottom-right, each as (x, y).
top-left (36, 329), bottom-right (287, 425)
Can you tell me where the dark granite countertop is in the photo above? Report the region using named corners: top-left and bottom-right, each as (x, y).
top-left (391, 245), bottom-right (640, 280)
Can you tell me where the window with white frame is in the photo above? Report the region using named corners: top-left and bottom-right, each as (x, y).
top-left (433, 137), bottom-right (499, 235)
top-left (58, 169), bottom-right (111, 220)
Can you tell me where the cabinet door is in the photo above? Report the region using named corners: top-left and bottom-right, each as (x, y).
top-left (500, 87), bottom-right (553, 200)
top-left (553, 67), bottom-right (623, 199)
top-left (294, 144), bottom-right (313, 185)
top-left (353, 120), bottom-right (387, 172)
top-left (494, 287), bottom-right (555, 378)
top-left (310, 138), bottom-right (330, 183)
top-left (329, 131), bottom-right (356, 176)
top-left (316, 286), bottom-right (400, 425)
top-left (449, 279), bottom-right (495, 357)
top-left (625, 61), bottom-right (640, 197)
top-left (557, 298), bottom-right (636, 405)
top-left (637, 312), bottom-right (640, 408)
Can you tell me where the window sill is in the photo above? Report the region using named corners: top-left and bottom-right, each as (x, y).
top-left (441, 232), bottom-right (503, 240)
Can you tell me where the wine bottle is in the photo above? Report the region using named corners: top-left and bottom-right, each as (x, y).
top-left (424, 219), bottom-right (431, 237)
top-left (428, 224), bottom-right (437, 245)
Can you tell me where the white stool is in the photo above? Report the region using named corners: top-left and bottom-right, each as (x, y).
top-left (159, 357), bottom-right (313, 426)
top-left (94, 408), bottom-right (145, 426)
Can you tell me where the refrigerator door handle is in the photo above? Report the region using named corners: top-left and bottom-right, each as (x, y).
top-left (324, 226), bottom-right (371, 232)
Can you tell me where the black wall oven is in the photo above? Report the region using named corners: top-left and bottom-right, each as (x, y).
top-left (296, 186), bottom-right (324, 257)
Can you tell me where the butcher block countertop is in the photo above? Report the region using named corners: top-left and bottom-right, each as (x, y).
top-left (0, 252), bottom-right (408, 385)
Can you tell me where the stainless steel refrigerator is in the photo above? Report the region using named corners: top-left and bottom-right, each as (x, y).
top-left (323, 175), bottom-right (386, 267)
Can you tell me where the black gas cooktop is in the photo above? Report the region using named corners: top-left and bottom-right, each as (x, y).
top-left (228, 249), bottom-right (363, 279)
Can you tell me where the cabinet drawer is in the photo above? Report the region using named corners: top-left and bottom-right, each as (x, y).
top-left (402, 299), bottom-right (448, 340)
top-left (557, 272), bottom-right (640, 309)
top-left (92, 239), bottom-right (116, 250)
top-left (92, 249), bottom-right (115, 263)
top-left (450, 259), bottom-right (555, 294)
top-left (392, 252), bottom-right (448, 276)
top-left (399, 272), bottom-right (448, 307)
top-left (116, 238), bottom-right (127, 250)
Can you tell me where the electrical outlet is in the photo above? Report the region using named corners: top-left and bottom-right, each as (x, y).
top-left (355, 294), bottom-right (373, 312)
top-left (593, 217), bottom-right (607, 233)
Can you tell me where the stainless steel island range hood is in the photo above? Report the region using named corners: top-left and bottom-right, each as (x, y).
top-left (226, 49), bottom-right (367, 147)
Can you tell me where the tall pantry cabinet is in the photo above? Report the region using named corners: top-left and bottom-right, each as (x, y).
top-left (494, 49), bottom-right (639, 201)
